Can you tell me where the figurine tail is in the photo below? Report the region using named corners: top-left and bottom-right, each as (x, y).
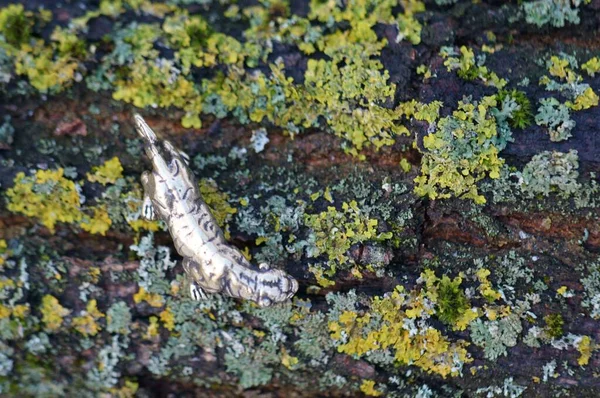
top-left (133, 114), bottom-right (157, 145)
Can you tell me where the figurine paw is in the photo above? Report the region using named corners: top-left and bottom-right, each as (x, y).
top-left (142, 194), bottom-right (156, 220)
top-left (190, 280), bottom-right (209, 301)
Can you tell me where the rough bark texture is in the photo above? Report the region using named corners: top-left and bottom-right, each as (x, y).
top-left (2, 0), bottom-right (600, 397)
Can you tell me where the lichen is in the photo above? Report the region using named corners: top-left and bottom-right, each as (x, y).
top-left (87, 157), bottom-right (124, 186)
top-left (470, 314), bottom-right (523, 361)
top-left (415, 96), bottom-right (509, 204)
top-left (442, 46), bottom-right (506, 88)
top-left (0, 5), bottom-right (87, 93)
top-left (80, 206), bottom-right (112, 236)
top-left (535, 55), bottom-right (598, 141)
top-left (326, 271), bottom-right (483, 378)
top-left (523, 0), bottom-right (590, 28)
top-left (518, 150), bottom-right (580, 198)
top-left (106, 301), bottom-right (132, 335)
top-left (534, 97), bottom-right (575, 141)
top-left (72, 299), bottom-right (105, 336)
top-left (304, 200), bottom-right (392, 283)
top-left (0, 115), bottom-right (14, 147)
top-left (2, 0), bottom-right (600, 395)
top-left (360, 379), bottom-right (383, 397)
top-left (6, 168), bottom-right (83, 233)
top-left (496, 89), bottom-right (533, 129)
top-left (40, 295), bottom-right (71, 332)
top-left (198, 178), bottom-right (237, 238)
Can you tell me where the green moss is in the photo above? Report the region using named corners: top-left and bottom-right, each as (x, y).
top-left (544, 314), bottom-right (564, 339)
top-left (496, 89), bottom-right (533, 129)
top-left (0, 4), bottom-right (32, 47)
top-left (436, 275), bottom-right (470, 326)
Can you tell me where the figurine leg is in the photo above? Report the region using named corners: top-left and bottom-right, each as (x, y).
top-left (140, 171), bottom-right (156, 221)
top-left (182, 258), bottom-right (210, 301)
top-left (181, 257), bottom-right (212, 301)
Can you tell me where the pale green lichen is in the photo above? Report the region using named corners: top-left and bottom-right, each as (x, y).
top-left (2, 0), bottom-right (600, 395)
top-left (106, 302), bottom-right (132, 335)
top-left (534, 97), bottom-right (576, 141)
top-left (0, 115), bottom-right (13, 147)
top-left (518, 150), bottom-right (580, 198)
top-left (523, 0), bottom-right (590, 28)
top-left (470, 314), bottom-right (523, 360)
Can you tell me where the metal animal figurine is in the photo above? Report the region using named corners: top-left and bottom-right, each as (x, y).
top-left (134, 114), bottom-right (298, 307)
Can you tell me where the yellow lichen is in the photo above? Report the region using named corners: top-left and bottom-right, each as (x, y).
top-left (455, 308), bottom-right (481, 331)
top-left (13, 41), bottom-right (80, 92)
top-left (12, 304), bottom-right (30, 319)
top-left (476, 268), bottom-right (502, 302)
top-left (87, 157), bottom-right (124, 185)
top-left (72, 299), bottom-right (105, 336)
top-left (145, 316), bottom-right (160, 339)
top-left (128, 219), bottom-right (161, 232)
top-left (199, 178), bottom-right (237, 238)
top-left (578, 336), bottom-right (593, 366)
top-left (40, 294), bottom-right (71, 331)
top-left (567, 87), bottom-right (599, 111)
top-left (309, 265), bottom-right (336, 288)
top-left (280, 347), bottom-right (299, 370)
top-left (557, 286), bottom-right (568, 296)
top-left (159, 307), bottom-right (175, 331)
top-left (7, 168), bottom-right (83, 233)
top-left (133, 287), bottom-right (164, 307)
top-left (0, 305), bottom-right (10, 319)
top-left (360, 380), bottom-right (382, 397)
top-left (414, 96), bottom-right (504, 204)
top-left (582, 57), bottom-right (600, 77)
top-left (329, 285), bottom-right (472, 378)
top-left (112, 56), bottom-right (204, 128)
top-left (80, 206), bottom-right (112, 235)
top-left (110, 380), bottom-right (139, 398)
top-left (304, 200), bottom-right (393, 278)
top-left (88, 267), bottom-right (102, 284)
top-left (0, 239), bottom-right (7, 266)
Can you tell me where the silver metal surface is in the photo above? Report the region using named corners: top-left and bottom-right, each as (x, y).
top-left (134, 114), bottom-right (298, 307)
